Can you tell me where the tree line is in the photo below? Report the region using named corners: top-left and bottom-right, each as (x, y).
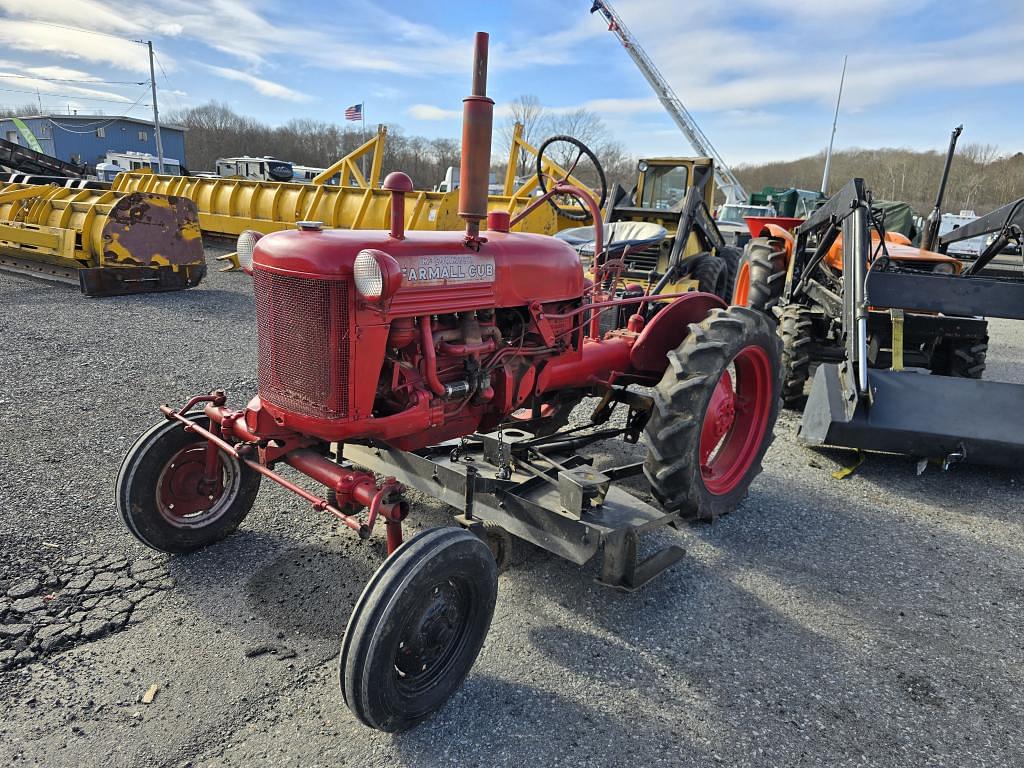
top-left (167, 99), bottom-right (1022, 216)
top-left (162, 99), bottom-right (635, 193)
top-left (4, 99), bottom-right (1022, 215)
top-left (735, 145), bottom-right (1024, 215)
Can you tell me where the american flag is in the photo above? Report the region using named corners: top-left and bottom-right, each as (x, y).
top-left (344, 103), bottom-right (363, 121)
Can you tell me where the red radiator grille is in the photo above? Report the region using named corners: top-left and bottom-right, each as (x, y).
top-left (253, 271), bottom-right (350, 420)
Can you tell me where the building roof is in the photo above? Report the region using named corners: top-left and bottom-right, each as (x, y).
top-left (0, 114), bottom-right (186, 131)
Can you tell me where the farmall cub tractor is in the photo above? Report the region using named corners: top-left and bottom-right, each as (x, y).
top-left (117, 34), bottom-right (782, 731)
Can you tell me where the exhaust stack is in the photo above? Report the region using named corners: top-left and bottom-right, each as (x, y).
top-left (458, 32), bottom-right (495, 241)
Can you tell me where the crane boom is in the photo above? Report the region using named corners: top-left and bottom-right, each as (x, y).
top-left (589, 0), bottom-right (747, 204)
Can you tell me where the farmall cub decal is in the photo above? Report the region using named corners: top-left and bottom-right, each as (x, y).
top-left (399, 254), bottom-right (496, 286)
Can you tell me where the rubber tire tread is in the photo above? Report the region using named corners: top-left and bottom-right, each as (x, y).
top-left (643, 305), bottom-right (782, 521)
top-left (687, 252), bottom-right (728, 300)
top-left (779, 305), bottom-right (814, 409)
top-left (737, 237), bottom-right (787, 313)
top-left (933, 332), bottom-right (988, 379)
top-left (116, 414), bottom-right (261, 553)
top-left (340, 527), bottom-right (498, 732)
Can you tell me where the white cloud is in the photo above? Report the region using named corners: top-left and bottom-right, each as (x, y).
top-left (0, 20), bottom-right (150, 72)
top-left (0, 0), bottom-right (140, 32)
top-left (204, 65), bottom-right (310, 103)
top-left (408, 104), bottom-right (461, 121)
top-left (24, 65), bottom-right (102, 81)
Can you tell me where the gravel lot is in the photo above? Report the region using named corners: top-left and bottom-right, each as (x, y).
top-left (1, 248), bottom-right (1022, 767)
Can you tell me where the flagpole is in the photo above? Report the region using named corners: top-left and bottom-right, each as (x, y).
top-left (360, 101), bottom-right (367, 184)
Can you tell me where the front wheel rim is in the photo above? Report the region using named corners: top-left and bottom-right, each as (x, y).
top-left (699, 344), bottom-right (773, 495)
top-left (394, 577), bottom-right (473, 696)
top-left (156, 444), bottom-right (241, 528)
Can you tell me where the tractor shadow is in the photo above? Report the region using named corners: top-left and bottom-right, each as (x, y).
top-left (796, 440), bottom-right (1024, 526)
top-left (163, 527), bottom-right (381, 658)
top-left (391, 673), bottom-right (717, 768)
top-left (491, 472), bottom-right (1024, 761)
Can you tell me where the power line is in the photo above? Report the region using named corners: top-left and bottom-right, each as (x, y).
top-left (0, 84), bottom-right (148, 104)
top-left (6, 18), bottom-right (143, 44)
top-left (0, 72), bottom-right (146, 85)
top-left (43, 92), bottom-right (151, 131)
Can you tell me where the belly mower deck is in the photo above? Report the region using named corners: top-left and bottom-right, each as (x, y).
top-left (345, 428), bottom-right (685, 592)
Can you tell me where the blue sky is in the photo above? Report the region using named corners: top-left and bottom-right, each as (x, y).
top-left (0, 0), bottom-right (1021, 165)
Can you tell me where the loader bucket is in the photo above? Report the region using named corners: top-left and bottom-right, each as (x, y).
top-left (799, 363), bottom-right (1024, 468)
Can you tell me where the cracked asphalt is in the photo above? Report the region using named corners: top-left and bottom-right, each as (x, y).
top-left (1, 248), bottom-right (1022, 767)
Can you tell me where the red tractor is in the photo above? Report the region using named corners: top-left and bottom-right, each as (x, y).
top-left (117, 33), bottom-right (781, 731)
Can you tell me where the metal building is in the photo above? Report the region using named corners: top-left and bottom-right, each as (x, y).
top-left (0, 115), bottom-right (186, 170)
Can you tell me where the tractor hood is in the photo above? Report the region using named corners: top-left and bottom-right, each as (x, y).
top-left (252, 226), bottom-right (586, 315)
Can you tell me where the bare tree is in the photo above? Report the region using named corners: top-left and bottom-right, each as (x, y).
top-left (736, 143), bottom-right (1023, 215)
top-left (500, 95), bottom-right (546, 178)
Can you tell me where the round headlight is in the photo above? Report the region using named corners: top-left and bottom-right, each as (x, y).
top-left (637, 160), bottom-right (649, 172)
top-left (354, 249), bottom-right (385, 299)
top-left (932, 261), bottom-right (955, 274)
top-left (236, 229), bottom-right (262, 274)
top-left (353, 249), bottom-right (403, 302)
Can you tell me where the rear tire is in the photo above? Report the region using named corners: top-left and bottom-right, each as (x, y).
top-left (643, 306), bottom-right (782, 520)
top-left (733, 237), bottom-right (787, 313)
top-left (687, 252), bottom-right (728, 299)
top-left (779, 305), bottom-right (813, 409)
top-left (340, 527), bottom-right (498, 732)
top-left (116, 414), bottom-right (261, 553)
top-left (932, 336), bottom-right (988, 379)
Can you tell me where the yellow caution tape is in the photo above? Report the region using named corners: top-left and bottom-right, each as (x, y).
top-left (831, 450), bottom-right (864, 479)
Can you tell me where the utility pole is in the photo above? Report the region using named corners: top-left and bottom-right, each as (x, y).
top-left (146, 40), bottom-right (166, 174)
top-left (821, 55), bottom-right (847, 196)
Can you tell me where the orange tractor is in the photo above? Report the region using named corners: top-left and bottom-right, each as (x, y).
top-left (733, 127), bottom-right (1024, 467)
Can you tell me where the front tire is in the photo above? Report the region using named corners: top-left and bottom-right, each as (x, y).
top-left (116, 414), bottom-right (261, 553)
top-left (733, 237), bottom-right (787, 313)
top-left (779, 305), bottom-right (814, 409)
top-left (340, 527), bottom-right (498, 732)
top-left (644, 306), bottom-right (782, 520)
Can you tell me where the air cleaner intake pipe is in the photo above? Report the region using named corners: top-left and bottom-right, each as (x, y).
top-left (458, 32), bottom-right (494, 241)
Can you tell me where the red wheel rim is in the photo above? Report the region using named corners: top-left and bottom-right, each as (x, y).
top-left (733, 261), bottom-right (750, 306)
top-left (156, 445), bottom-right (237, 528)
top-left (699, 344), bottom-right (773, 495)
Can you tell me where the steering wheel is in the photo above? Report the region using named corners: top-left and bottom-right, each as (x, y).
top-left (535, 135), bottom-right (608, 222)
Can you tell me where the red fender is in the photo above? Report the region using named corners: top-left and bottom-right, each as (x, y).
top-left (629, 292), bottom-right (726, 373)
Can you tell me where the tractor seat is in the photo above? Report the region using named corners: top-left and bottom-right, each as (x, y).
top-left (555, 221), bottom-right (667, 258)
